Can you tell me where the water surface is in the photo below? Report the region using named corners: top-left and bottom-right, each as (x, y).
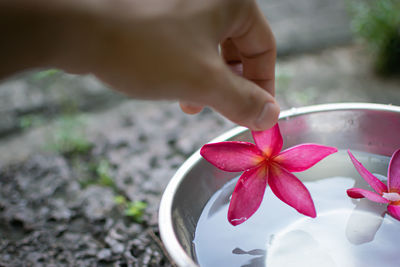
top-left (193, 151), bottom-right (400, 267)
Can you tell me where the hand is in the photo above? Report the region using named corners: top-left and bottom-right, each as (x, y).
top-left (0, 0), bottom-right (279, 130)
top-left (180, 0), bottom-right (280, 131)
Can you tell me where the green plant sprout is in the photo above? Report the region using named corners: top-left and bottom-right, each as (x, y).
top-left (31, 69), bottom-right (61, 81)
top-left (124, 201), bottom-right (147, 222)
top-left (48, 115), bottom-right (92, 155)
top-left (78, 159), bottom-right (117, 189)
top-left (95, 159), bottom-right (115, 188)
top-left (114, 195), bottom-right (127, 205)
top-left (348, 0), bottom-right (400, 74)
top-left (19, 114), bottom-right (45, 130)
top-left (275, 65), bottom-right (292, 91)
top-left (114, 195), bottom-right (147, 223)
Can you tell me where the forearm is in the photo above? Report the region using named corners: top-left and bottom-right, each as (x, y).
top-left (0, 0), bottom-right (189, 80)
top-left (0, 0), bottom-right (105, 79)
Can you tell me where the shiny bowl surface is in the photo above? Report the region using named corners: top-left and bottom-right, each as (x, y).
top-left (159, 103), bottom-right (400, 267)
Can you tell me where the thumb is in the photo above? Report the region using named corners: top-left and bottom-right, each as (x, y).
top-left (206, 68), bottom-right (280, 131)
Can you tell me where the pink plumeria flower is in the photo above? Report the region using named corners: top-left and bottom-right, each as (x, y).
top-left (347, 149), bottom-right (400, 221)
top-left (200, 123), bottom-right (338, 226)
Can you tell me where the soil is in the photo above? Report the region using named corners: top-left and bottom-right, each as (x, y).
top-left (0, 96), bottom-right (234, 266)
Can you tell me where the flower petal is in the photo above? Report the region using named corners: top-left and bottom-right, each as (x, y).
top-left (388, 148), bottom-right (400, 192)
top-left (387, 205), bottom-right (400, 221)
top-left (347, 188), bottom-right (390, 204)
top-left (348, 150), bottom-right (388, 194)
top-left (273, 144), bottom-right (337, 172)
top-left (268, 164), bottom-right (316, 218)
top-left (200, 141), bottom-right (264, 172)
top-left (228, 165), bottom-right (268, 226)
top-left (252, 123), bottom-right (283, 158)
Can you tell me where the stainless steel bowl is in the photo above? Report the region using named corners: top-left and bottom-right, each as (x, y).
top-left (159, 103), bottom-right (400, 267)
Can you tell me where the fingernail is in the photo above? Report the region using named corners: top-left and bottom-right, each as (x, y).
top-left (254, 102), bottom-right (279, 130)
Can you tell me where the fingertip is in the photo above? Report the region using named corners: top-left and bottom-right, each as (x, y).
top-left (179, 101), bottom-right (204, 115)
top-left (207, 70), bottom-right (279, 131)
top-left (253, 101), bottom-right (280, 131)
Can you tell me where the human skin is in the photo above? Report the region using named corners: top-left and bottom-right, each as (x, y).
top-left (0, 0), bottom-right (279, 131)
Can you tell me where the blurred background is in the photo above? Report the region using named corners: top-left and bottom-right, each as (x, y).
top-left (0, 0), bottom-right (399, 266)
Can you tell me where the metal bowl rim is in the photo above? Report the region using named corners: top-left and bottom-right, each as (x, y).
top-left (158, 102), bottom-right (400, 267)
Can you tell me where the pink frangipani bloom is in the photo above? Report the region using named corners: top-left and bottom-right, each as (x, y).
top-left (347, 149), bottom-right (400, 221)
top-left (200, 123), bottom-right (338, 226)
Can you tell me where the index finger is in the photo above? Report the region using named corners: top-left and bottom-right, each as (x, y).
top-left (230, 3), bottom-right (276, 96)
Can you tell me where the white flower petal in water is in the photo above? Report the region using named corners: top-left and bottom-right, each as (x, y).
top-left (382, 192), bottom-right (400, 202)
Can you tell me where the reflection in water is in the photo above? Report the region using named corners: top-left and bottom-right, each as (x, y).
top-left (232, 248), bottom-right (266, 267)
top-left (345, 172), bottom-right (387, 244)
top-left (207, 180), bottom-right (236, 219)
top-left (345, 199), bottom-right (386, 244)
top-left (266, 230), bottom-right (336, 267)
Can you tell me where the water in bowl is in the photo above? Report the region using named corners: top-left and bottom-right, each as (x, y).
top-left (193, 150), bottom-right (400, 267)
